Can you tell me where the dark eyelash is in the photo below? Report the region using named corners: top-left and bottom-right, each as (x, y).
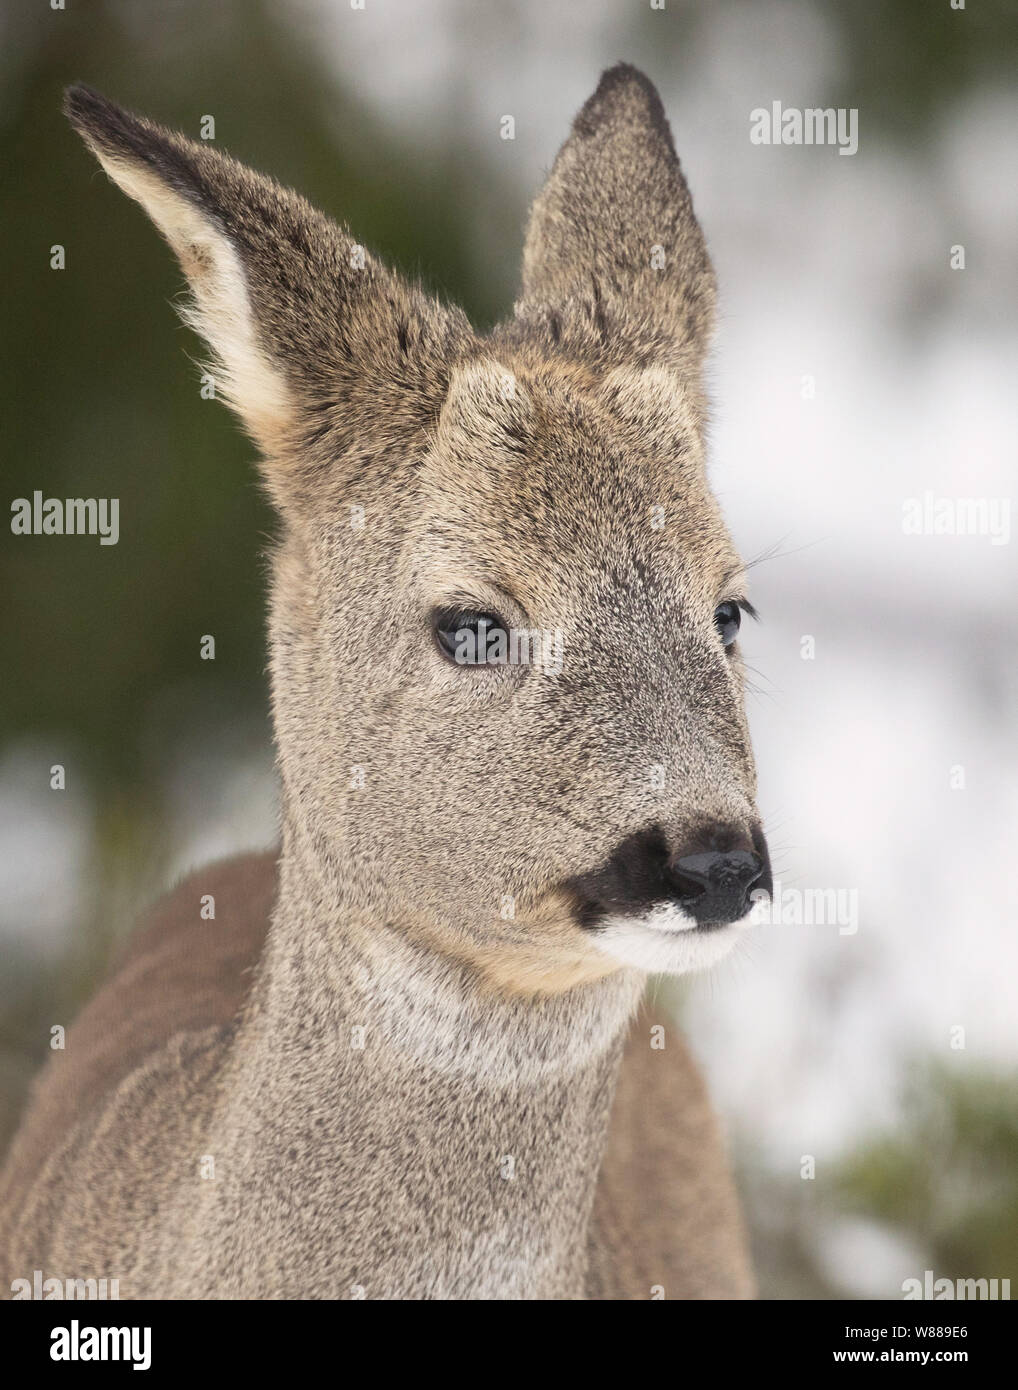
top-left (434, 606), bottom-right (488, 629)
top-left (736, 598), bottom-right (760, 622)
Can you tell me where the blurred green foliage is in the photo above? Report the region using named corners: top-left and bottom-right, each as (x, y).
top-left (837, 1061), bottom-right (1018, 1281)
top-left (742, 1059), bottom-right (1018, 1298)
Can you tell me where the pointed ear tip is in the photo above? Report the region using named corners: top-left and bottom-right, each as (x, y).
top-left (595, 63), bottom-right (659, 100)
top-left (577, 63), bottom-right (674, 148)
top-left (64, 82), bottom-right (112, 132)
top-left (64, 83), bottom-right (148, 158)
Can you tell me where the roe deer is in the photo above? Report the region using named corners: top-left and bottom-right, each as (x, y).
top-left (1, 64), bottom-right (769, 1300)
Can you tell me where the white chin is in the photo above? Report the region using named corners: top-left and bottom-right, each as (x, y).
top-left (590, 903), bottom-right (748, 975)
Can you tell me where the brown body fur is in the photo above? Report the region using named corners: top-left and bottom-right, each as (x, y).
top-left (1, 855), bottom-right (751, 1299)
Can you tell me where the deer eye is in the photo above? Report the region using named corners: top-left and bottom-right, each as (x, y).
top-left (713, 600), bottom-right (742, 648)
top-left (433, 609), bottom-right (510, 666)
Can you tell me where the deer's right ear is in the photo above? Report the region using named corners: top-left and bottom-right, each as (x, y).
top-left (515, 65), bottom-right (715, 406)
top-left (65, 86), bottom-right (473, 509)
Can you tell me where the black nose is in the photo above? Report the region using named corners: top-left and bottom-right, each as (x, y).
top-left (568, 821), bottom-right (771, 930)
top-left (666, 847), bottom-right (766, 926)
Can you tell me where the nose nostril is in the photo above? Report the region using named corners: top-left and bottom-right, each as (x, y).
top-left (667, 869), bottom-right (709, 905)
top-left (667, 848), bottom-right (765, 925)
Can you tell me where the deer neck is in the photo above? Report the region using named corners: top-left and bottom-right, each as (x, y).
top-left (203, 820), bottom-right (644, 1298)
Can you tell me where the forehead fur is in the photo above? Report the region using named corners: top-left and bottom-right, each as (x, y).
top-left (597, 363), bottom-right (703, 452)
top-left (418, 356), bottom-right (739, 621)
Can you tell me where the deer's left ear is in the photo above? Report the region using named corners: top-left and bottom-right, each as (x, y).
top-left (65, 85), bottom-right (473, 508)
top-left (515, 65), bottom-right (715, 397)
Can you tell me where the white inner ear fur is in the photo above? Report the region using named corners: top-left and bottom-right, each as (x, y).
top-left (93, 154), bottom-right (291, 452)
